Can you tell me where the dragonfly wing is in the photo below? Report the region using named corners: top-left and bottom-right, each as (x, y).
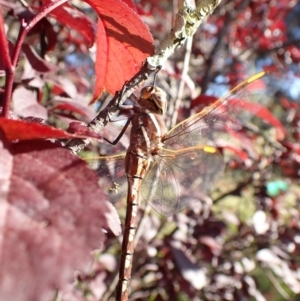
top-left (87, 153), bottom-right (127, 203)
top-left (164, 72), bottom-right (267, 149)
top-left (140, 146), bottom-right (224, 216)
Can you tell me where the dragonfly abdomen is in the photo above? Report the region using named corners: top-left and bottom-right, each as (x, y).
top-left (116, 176), bottom-right (141, 301)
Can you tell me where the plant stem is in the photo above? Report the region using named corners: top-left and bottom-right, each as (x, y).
top-left (1, 0), bottom-right (68, 118)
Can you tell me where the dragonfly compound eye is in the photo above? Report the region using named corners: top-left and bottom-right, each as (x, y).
top-left (140, 86), bottom-right (167, 115)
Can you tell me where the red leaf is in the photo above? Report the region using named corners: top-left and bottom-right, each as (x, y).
top-left (12, 86), bottom-right (48, 119)
top-left (22, 44), bottom-right (59, 73)
top-left (50, 97), bottom-right (96, 121)
top-left (191, 94), bottom-right (218, 109)
top-left (47, 77), bottom-right (78, 98)
top-left (42, 1), bottom-right (95, 48)
top-left (0, 135), bottom-right (120, 301)
top-left (18, 9), bottom-right (58, 53)
top-left (49, 102), bottom-right (89, 118)
top-left (0, 118), bottom-right (103, 141)
top-left (222, 144), bottom-right (249, 160)
top-left (93, 19), bottom-right (107, 98)
top-left (67, 122), bottom-right (103, 139)
top-left (88, 0), bottom-right (154, 100)
top-left (282, 142), bottom-right (300, 155)
top-left (120, 0), bottom-right (137, 11)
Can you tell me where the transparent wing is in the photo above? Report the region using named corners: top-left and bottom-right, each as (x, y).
top-left (87, 153), bottom-right (127, 203)
top-left (140, 146), bottom-right (224, 216)
top-left (164, 72), bottom-right (267, 149)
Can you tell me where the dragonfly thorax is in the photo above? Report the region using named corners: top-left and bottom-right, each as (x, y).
top-left (129, 112), bottom-right (166, 155)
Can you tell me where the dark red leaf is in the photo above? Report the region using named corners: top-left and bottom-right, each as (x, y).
top-left (49, 102), bottom-right (89, 118)
top-left (42, 1), bottom-right (95, 48)
top-left (191, 94), bottom-right (218, 109)
top-left (18, 10), bottom-right (57, 53)
top-left (0, 118), bottom-right (103, 141)
top-left (22, 44), bottom-right (59, 73)
top-left (0, 135), bottom-right (120, 301)
top-left (282, 142), bottom-right (300, 155)
top-left (51, 84), bottom-right (67, 96)
top-left (290, 46), bottom-right (300, 63)
top-left (67, 122), bottom-right (103, 139)
top-left (50, 96), bottom-right (97, 122)
top-left (222, 144), bottom-right (249, 160)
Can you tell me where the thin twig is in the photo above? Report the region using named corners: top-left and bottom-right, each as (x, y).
top-left (1, 0), bottom-right (68, 118)
top-left (200, 0), bottom-right (251, 94)
top-left (213, 176), bottom-right (252, 204)
top-left (266, 270), bottom-right (290, 300)
top-left (259, 38), bottom-right (300, 54)
top-left (101, 270), bottom-right (119, 301)
top-left (169, 36), bottom-right (193, 128)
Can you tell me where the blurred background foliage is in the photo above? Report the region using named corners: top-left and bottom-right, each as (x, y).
top-left (2, 0), bottom-right (300, 300)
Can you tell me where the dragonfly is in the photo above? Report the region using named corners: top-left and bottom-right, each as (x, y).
top-left (88, 71), bottom-right (268, 301)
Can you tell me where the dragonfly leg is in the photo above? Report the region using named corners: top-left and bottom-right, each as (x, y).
top-left (103, 117), bottom-right (132, 145)
top-left (153, 65), bottom-right (162, 86)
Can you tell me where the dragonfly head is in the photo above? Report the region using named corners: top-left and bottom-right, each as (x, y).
top-left (140, 86), bottom-right (167, 115)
